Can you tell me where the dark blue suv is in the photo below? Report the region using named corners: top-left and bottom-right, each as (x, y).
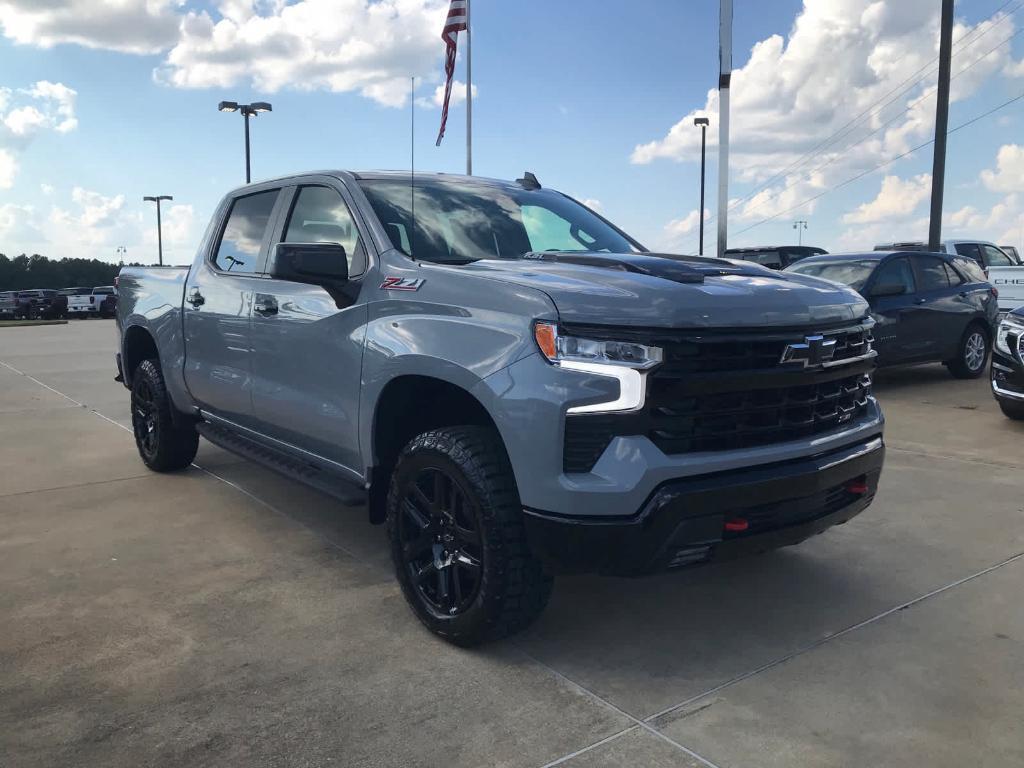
top-left (788, 251), bottom-right (999, 378)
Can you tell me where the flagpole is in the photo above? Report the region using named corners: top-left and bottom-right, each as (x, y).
top-left (465, 0), bottom-right (472, 176)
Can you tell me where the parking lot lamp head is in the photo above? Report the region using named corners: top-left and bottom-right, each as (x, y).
top-left (218, 101), bottom-right (239, 113)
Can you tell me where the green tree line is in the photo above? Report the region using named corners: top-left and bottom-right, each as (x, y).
top-left (0, 254), bottom-right (143, 291)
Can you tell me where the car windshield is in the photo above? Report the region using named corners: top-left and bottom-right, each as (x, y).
top-left (357, 179), bottom-right (640, 264)
top-left (787, 259), bottom-right (878, 291)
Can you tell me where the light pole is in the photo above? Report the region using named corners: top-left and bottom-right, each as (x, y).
top-left (694, 117), bottom-right (710, 255)
top-left (115, 245), bottom-right (127, 263)
top-left (218, 101), bottom-right (273, 183)
top-left (143, 196), bottom-right (173, 266)
top-left (793, 220), bottom-right (808, 246)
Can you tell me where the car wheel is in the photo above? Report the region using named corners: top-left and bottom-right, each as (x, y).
top-left (947, 324), bottom-right (989, 379)
top-left (998, 399), bottom-right (1024, 420)
top-left (130, 358), bottom-right (199, 471)
top-left (386, 425), bottom-right (553, 646)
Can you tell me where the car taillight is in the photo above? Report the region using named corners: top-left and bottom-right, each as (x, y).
top-left (89, 296), bottom-right (95, 304)
top-left (991, 287), bottom-right (999, 299)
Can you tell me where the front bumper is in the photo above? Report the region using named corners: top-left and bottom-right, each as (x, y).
top-left (991, 348), bottom-right (1024, 402)
top-left (523, 437), bottom-right (884, 576)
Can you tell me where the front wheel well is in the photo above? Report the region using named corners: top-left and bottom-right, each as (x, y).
top-left (122, 325), bottom-right (159, 386)
top-left (368, 375), bottom-right (501, 524)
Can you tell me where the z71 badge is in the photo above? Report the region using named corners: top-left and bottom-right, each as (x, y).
top-left (380, 276), bottom-right (425, 291)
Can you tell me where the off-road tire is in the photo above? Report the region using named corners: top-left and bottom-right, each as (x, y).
top-left (386, 425), bottom-right (553, 646)
top-left (947, 323), bottom-right (989, 379)
top-left (131, 358), bottom-right (199, 471)
top-left (998, 398), bottom-right (1024, 420)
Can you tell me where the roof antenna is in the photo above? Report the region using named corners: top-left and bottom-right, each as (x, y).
top-left (410, 76), bottom-right (416, 260)
top-left (516, 171), bottom-right (541, 190)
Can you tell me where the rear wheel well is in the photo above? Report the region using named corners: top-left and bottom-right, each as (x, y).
top-left (122, 326), bottom-right (159, 386)
top-left (368, 376), bottom-right (500, 524)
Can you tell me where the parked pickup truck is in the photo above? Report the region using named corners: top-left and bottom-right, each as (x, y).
top-left (117, 170), bottom-right (885, 645)
top-left (68, 286), bottom-right (117, 318)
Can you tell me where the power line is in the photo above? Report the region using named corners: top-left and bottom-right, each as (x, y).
top-left (729, 90), bottom-right (1024, 239)
top-left (722, 0), bottom-right (1024, 217)
top-left (734, 23), bottom-right (1024, 222)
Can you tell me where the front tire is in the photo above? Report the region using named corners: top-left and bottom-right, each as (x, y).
top-left (947, 324), bottom-right (989, 379)
top-left (386, 426), bottom-right (553, 646)
top-left (130, 359), bottom-right (199, 471)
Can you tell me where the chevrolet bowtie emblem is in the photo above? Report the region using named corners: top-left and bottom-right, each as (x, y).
top-left (780, 335), bottom-right (838, 368)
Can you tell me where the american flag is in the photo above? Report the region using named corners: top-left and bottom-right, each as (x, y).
top-left (435, 0), bottom-right (467, 146)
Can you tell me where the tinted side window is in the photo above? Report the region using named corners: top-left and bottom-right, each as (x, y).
top-left (873, 258), bottom-right (915, 294)
top-left (982, 244), bottom-right (1013, 267)
top-left (913, 256), bottom-right (951, 291)
top-left (283, 186), bottom-right (364, 273)
top-left (953, 243), bottom-right (982, 264)
top-left (214, 190), bottom-right (279, 273)
top-left (942, 262), bottom-right (964, 285)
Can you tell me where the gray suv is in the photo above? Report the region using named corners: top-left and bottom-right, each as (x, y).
top-left (116, 171), bottom-right (885, 645)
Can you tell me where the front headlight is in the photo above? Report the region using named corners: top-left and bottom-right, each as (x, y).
top-left (995, 314), bottom-right (1024, 358)
top-left (534, 322), bottom-right (662, 413)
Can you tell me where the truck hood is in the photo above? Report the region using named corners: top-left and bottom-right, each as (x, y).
top-left (451, 252), bottom-right (869, 328)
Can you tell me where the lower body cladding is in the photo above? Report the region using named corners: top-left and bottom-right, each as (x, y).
top-left (991, 347), bottom-right (1024, 409)
top-left (523, 437), bottom-right (884, 576)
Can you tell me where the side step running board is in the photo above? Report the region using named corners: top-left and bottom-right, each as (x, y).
top-left (196, 421), bottom-right (365, 507)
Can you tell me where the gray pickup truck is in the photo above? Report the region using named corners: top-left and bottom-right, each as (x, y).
top-left (116, 170), bottom-right (885, 645)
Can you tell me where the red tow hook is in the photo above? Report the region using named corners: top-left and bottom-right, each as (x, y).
top-left (724, 518), bottom-right (749, 532)
top-left (846, 479), bottom-right (869, 495)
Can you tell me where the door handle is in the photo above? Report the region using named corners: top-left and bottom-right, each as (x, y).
top-left (914, 297), bottom-right (927, 305)
top-left (253, 296), bottom-right (278, 316)
top-left (186, 288), bottom-right (205, 307)
top-left (958, 291), bottom-right (969, 299)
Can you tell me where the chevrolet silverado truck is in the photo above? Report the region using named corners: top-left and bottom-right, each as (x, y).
top-left (116, 171), bottom-right (885, 645)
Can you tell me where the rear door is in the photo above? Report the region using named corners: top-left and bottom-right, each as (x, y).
top-left (247, 181), bottom-right (370, 472)
top-left (182, 186), bottom-right (284, 425)
top-left (867, 256), bottom-right (920, 363)
top-left (910, 254), bottom-right (972, 360)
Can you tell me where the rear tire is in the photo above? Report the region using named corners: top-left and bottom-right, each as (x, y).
top-left (130, 358), bottom-right (199, 471)
top-left (386, 425), bottom-right (553, 646)
top-left (947, 324), bottom-right (989, 379)
top-left (998, 399), bottom-right (1024, 420)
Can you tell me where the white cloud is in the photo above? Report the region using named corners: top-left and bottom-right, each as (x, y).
top-left (416, 79), bottom-right (477, 109)
top-left (0, 148), bottom-right (16, 189)
top-left (0, 0), bottom-right (180, 55)
top-left (634, 0), bottom-right (1020, 231)
top-left (664, 208), bottom-right (710, 237)
top-left (0, 1), bottom-right (459, 109)
top-left (0, 201), bottom-right (45, 242)
top-left (0, 80), bottom-right (78, 187)
top-left (40, 182), bottom-right (54, 195)
top-left (980, 144), bottom-right (1024, 193)
top-left (842, 173), bottom-right (931, 224)
top-left (156, 0), bottom-right (451, 107)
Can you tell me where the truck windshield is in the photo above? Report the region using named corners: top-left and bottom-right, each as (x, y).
top-left (358, 179), bottom-right (640, 264)
top-left (787, 259), bottom-right (877, 291)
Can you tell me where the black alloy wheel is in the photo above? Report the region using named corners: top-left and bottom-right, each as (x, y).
top-left (131, 375), bottom-right (160, 463)
top-left (397, 466), bottom-right (484, 617)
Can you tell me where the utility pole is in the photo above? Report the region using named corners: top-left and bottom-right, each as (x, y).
top-left (928, 0), bottom-right (954, 251)
top-left (717, 0), bottom-right (733, 258)
top-left (694, 117), bottom-right (709, 255)
top-left (793, 220), bottom-right (808, 246)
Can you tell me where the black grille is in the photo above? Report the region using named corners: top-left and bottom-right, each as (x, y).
top-left (562, 323), bottom-right (875, 473)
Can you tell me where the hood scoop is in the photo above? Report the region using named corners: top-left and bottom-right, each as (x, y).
top-left (521, 251), bottom-right (706, 284)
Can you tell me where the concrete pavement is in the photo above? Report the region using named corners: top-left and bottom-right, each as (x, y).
top-left (1, 320), bottom-right (1021, 767)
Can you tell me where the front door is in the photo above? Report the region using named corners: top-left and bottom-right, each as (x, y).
top-left (868, 256), bottom-right (922, 364)
top-left (182, 187), bottom-right (282, 425)
top-left (248, 182), bottom-right (370, 473)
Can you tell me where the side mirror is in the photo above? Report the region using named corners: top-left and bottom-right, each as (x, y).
top-left (871, 281), bottom-right (907, 297)
top-left (274, 242), bottom-right (348, 283)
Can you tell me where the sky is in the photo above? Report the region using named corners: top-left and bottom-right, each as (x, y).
top-left (1, 0), bottom-right (1023, 267)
